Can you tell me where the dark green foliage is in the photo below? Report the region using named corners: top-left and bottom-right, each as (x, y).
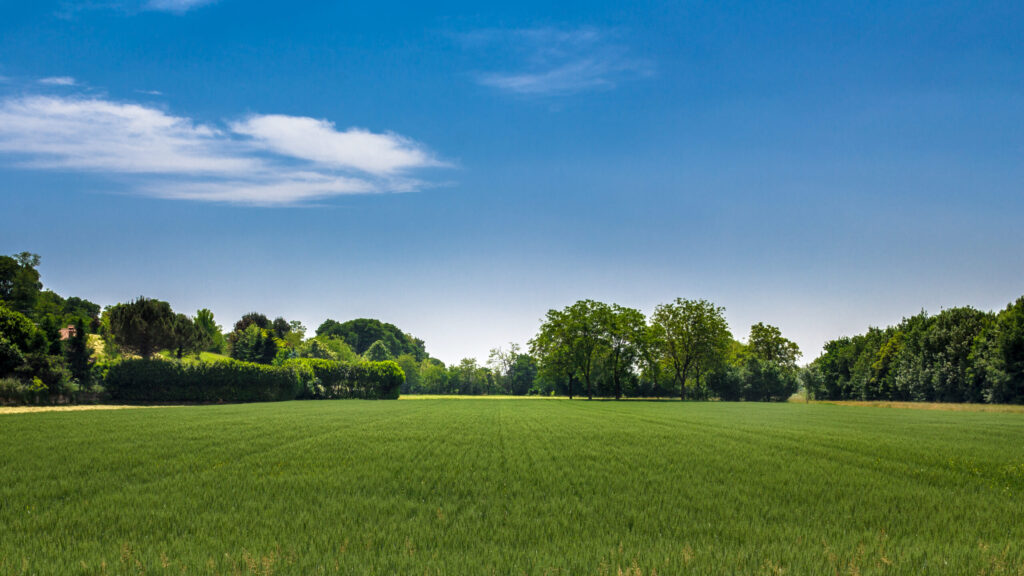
top-left (233, 312), bottom-right (271, 333)
top-left (599, 304), bottom-right (646, 400)
top-left (38, 314), bottom-right (63, 355)
top-left (62, 297), bottom-right (101, 328)
top-left (168, 313), bottom-right (206, 360)
top-left (271, 316), bottom-right (291, 339)
top-left (651, 298), bottom-right (732, 400)
top-left (706, 364), bottom-right (744, 401)
top-left (107, 297), bottom-right (175, 359)
top-left (18, 349), bottom-right (71, 392)
top-left (974, 297), bottom-right (1024, 403)
top-left (228, 324), bottom-right (281, 364)
top-left (316, 318), bottom-right (427, 360)
top-left (530, 300), bottom-right (607, 399)
top-left (103, 356), bottom-right (404, 403)
top-left (0, 252), bottom-right (42, 316)
top-left (363, 339), bottom-right (394, 361)
top-left (104, 358), bottom-right (303, 402)
top-left (0, 336), bottom-right (26, 375)
top-left (506, 353), bottom-right (539, 395)
top-left (0, 376), bottom-right (49, 403)
top-left (0, 302), bottom-right (45, 356)
top-left (811, 300), bottom-right (1024, 404)
top-left (64, 318), bottom-right (92, 385)
top-left (226, 313), bottom-right (282, 364)
top-left (285, 358), bottom-right (404, 399)
top-left (0, 303), bottom-right (68, 396)
top-left (742, 323), bottom-right (801, 401)
top-left (34, 290), bottom-right (101, 331)
top-left (743, 358), bottom-right (799, 401)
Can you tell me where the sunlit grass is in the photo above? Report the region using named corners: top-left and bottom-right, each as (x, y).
top-left (1, 400), bottom-right (1021, 574)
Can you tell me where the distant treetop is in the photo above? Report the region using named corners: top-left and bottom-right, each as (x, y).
top-left (316, 318), bottom-right (427, 361)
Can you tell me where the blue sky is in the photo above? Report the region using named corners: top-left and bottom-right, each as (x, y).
top-left (1, 0), bottom-right (1022, 364)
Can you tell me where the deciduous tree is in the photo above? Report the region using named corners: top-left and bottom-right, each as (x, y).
top-left (650, 298), bottom-right (731, 400)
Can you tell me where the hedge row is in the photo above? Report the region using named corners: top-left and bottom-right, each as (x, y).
top-left (104, 358), bottom-right (404, 402)
top-left (285, 358), bottom-right (404, 399)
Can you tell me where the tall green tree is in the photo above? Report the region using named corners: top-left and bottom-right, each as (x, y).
top-left (234, 312), bottom-right (271, 333)
top-left (170, 313), bottom-right (204, 360)
top-left (529, 312), bottom-right (577, 398)
top-left (531, 300), bottom-right (607, 399)
top-left (0, 252), bottom-right (42, 317)
top-left (418, 359), bottom-right (450, 394)
top-left (973, 297), bottom-right (1024, 404)
top-left (650, 298), bottom-right (731, 400)
top-left (194, 309), bottom-right (225, 353)
top-left (107, 297), bottom-right (175, 359)
top-left (743, 322), bottom-right (801, 401)
top-left (64, 317), bottom-right (92, 384)
top-left (487, 344), bottom-right (540, 395)
top-left (598, 304), bottom-right (646, 400)
top-left (0, 303), bottom-right (46, 376)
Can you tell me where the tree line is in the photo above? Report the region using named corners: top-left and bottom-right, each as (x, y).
top-left (2, 252), bottom-right (1023, 404)
top-left (394, 298), bottom-right (802, 401)
top-left (805, 299), bottom-right (1024, 404)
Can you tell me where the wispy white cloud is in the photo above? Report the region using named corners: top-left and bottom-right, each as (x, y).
top-left (465, 27), bottom-right (653, 96)
top-left (56, 0), bottom-right (214, 17)
top-left (38, 76), bottom-right (77, 86)
top-left (145, 0), bottom-right (214, 13)
top-left (480, 59), bottom-right (621, 95)
top-left (0, 94), bottom-right (444, 206)
top-left (143, 172), bottom-right (376, 205)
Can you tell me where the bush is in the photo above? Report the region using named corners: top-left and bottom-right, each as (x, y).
top-left (0, 376), bottom-right (49, 404)
top-left (104, 358), bottom-right (303, 403)
top-left (706, 365), bottom-right (744, 401)
top-left (285, 358), bottom-right (404, 399)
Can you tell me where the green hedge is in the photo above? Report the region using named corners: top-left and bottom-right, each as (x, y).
top-left (103, 357), bottom-right (404, 402)
top-left (104, 359), bottom-right (303, 403)
top-left (285, 358), bottom-right (404, 399)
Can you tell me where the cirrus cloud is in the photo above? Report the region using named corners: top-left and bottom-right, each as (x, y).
top-left (0, 93), bottom-right (445, 206)
top-left (464, 26), bottom-right (654, 96)
top-left (38, 76), bottom-right (77, 86)
top-left (145, 0), bottom-right (215, 12)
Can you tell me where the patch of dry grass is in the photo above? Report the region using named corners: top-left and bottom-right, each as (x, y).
top-left (816, 400), bottom-right (1024, 413)
top-left (0, 405), bottom-right (164, 415)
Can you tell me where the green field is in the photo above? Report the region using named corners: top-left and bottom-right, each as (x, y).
top-left (1, 400), bottom-right (1022, 575)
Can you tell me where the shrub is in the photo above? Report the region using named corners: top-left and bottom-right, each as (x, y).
top-left (104, 358), bottom-right (303, 403)
top-left (0, 376), bottom-right (48, 404)
top-left (285, 358), bottom-right (404, 399)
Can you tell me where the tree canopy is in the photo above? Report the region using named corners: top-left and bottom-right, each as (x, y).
top-left (316, 318), bottom-right (427, 360)
top-left (107, 297), bottom-right (175, 359)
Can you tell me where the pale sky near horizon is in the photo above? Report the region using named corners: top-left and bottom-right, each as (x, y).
top-left (1, 0), bottom-right (1022, 364)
